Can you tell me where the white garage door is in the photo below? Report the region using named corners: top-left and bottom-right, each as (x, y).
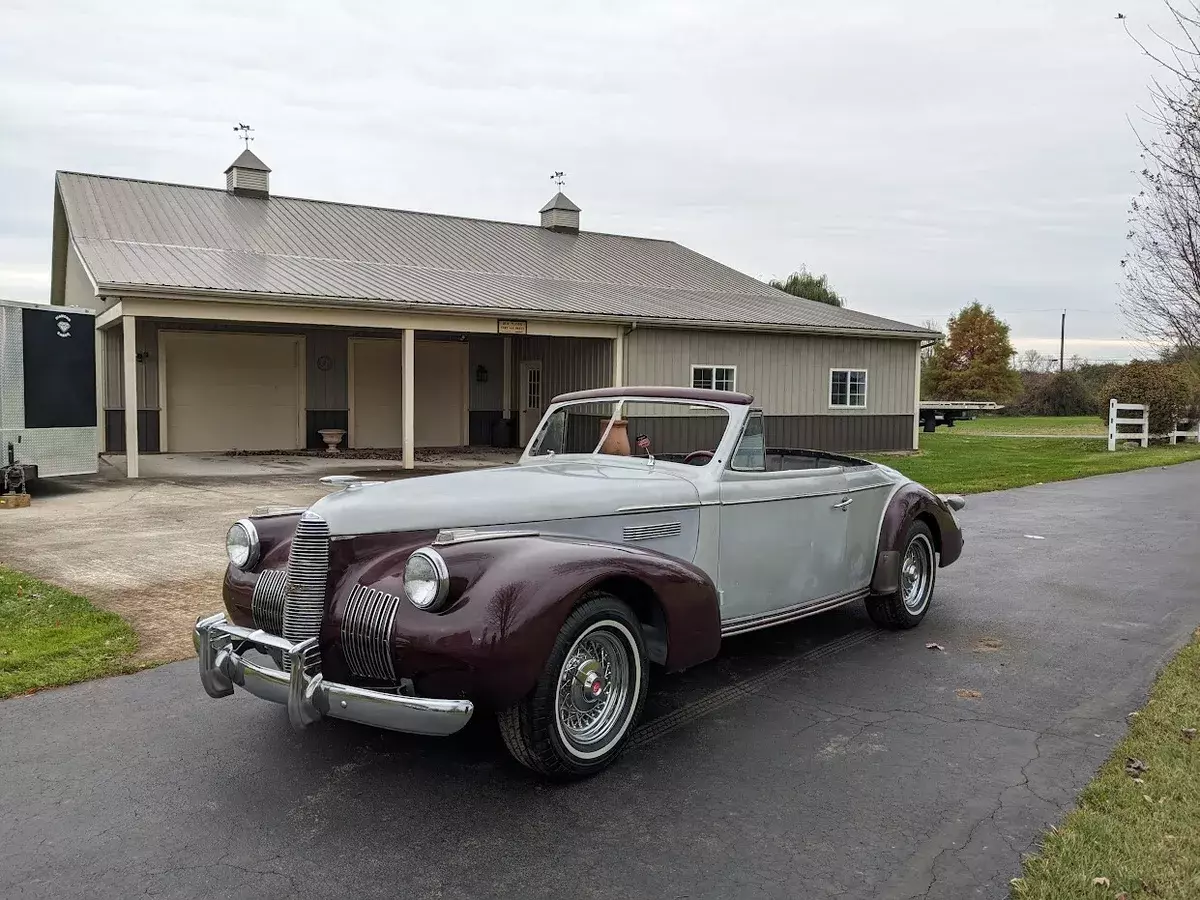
top-left (163, 331), bottom-right (303, 452)
top-left (350, 339), bottom-right (404, 449)
top-left (415, 341), bottom-right (467, 447)
top-left (349, 339), bottom-right (466, 449)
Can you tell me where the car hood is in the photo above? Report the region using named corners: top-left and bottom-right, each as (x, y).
top-left (308, 458), bottom-right (701, 537)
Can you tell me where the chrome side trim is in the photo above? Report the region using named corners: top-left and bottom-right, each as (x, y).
top-left (720, 588), bottom-right (870, 637)
top-left (342, 584), bottom-right (402, 680)
top-left (623, 521), bottom-right (683, 542)
top-left (250, 506), bottom-right (308, 518)
top-left (193, 614), bottom-right (474, 737)
top-left (433, 528), bottom-right (540, 546)
top-left (720, 484), bottom-right (886, 507)
top-left (616, 502), bottom-right (701, 514)
top-left (251, 569), bottom-right (287, 636)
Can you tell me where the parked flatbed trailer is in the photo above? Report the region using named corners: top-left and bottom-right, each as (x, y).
top-left (918, 400), bottom-right (1003, 432)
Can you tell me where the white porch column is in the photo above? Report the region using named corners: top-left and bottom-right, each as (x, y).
top-left (913, 340), bottom-right (923, 451)
top-left (95, 326), bottom-right (106, 456)
top-left (122, 315), bottom-right (139, 478)
top-left (402, 328), bottom-right (415, 469)
top-left (501, 335), bottom-right (512, 419)
top-left (613, 328), bottom-right (625, 387)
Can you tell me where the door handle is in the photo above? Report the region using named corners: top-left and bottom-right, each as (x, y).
top-left (832, 497), bottom-right (853, 511)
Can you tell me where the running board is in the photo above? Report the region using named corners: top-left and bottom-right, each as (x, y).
top-left (720, 588), bottom-right (870, 638)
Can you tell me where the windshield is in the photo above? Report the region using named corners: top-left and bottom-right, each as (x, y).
top-left (527, 398), bottom-right (731, 463)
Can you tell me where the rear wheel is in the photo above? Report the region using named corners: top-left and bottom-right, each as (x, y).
top-left (498, 593), bottom-right (648, 779)
top-left (866, 521), bottom-right (936, 629)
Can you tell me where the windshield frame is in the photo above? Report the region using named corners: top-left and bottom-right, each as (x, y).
top-left (522, 395), bottom-right (740, 463)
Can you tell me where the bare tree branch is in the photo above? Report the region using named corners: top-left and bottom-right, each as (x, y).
top-left (1121, 2), bottom-right (1200, 353)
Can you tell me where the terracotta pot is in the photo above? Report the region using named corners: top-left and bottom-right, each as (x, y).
top-left (599, 419), bottom-right (631, 456)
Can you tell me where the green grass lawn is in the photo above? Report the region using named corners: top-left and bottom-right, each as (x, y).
top-left (1012, 629), bottom-right (1200, 899)
top-left (951, 415), bottom-right (1105, 436)
top-left (0, 567), bottom-right (140, 700)
top-left (865, 434), bottom-right (1200, 494)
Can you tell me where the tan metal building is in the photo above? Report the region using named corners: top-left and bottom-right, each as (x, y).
top-left (49, 150), bottom-right (936, 477)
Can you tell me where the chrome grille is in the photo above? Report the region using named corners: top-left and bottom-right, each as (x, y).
top-left (341, 584), bottom-right (402, 681)
top-left (282, 511), bottom-right (330, 671)
top-left (623, 522), bottom-right (683, 542)
top-left (251, 569), bottom-right (287, 635)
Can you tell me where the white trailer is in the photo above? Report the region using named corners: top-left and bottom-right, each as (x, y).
top-left (0, 298), bottom-right (98, 486)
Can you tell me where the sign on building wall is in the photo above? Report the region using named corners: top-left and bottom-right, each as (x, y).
top-left (497, 319), bottom-right (528, 335)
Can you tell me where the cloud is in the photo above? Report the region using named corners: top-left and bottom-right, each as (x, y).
top-left (0, 0), bottom-right (1172, 353)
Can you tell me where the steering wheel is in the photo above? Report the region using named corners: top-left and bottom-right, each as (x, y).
top-left (682, 450), bottom-right (714, 466)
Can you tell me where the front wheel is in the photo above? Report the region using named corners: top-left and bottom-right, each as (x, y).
top-left (498, 593), bottom-right (648, 779)
top-left (866, 521), bottom-right (937, 629)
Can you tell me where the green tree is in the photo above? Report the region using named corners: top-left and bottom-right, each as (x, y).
top-left (769, 268), bottom-right (844, 307)
top-left (921, 302), bottom-right (1022, 402)
top-left (1102, 360), bottom-right (1199, 435)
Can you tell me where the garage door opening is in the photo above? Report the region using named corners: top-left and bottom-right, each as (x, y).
top-left (162, 331), bottom-right (305, 452)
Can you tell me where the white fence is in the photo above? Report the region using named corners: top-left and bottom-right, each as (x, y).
top-left (1169, 420), bottom-right (1200, 445)
top-left (1108, 399), bottom-right (1148, 451)
top-left (1107, 398), bottom-right (1200, 449)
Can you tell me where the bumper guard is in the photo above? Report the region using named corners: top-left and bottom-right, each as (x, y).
top-left (193, 613), bottom-right (473, 737)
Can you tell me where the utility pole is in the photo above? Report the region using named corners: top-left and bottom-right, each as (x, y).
top-left (1059, 310), bottom-right (1065, 372)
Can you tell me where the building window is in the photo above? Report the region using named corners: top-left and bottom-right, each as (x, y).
top-left (830, 369), bottom-right (868, 408)
top-left (691, 365), bottom-right (736, 392)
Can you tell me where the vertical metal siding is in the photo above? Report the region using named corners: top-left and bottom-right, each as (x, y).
top-left (307, 330), bottom-right (347, 409)
top-left (546, 337), bottom-right (612, 400)
top-left (468, 335), bottom-right (504, 411)
top-left (624, 327), bottom-right (919, 416)
top-left (103, 321), bottom-right (158, 409)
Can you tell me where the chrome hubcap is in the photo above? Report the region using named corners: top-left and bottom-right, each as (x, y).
top-left (901, 534), bottom-right (934, 613)
top-left (556, 627), bottom-right (632, 751)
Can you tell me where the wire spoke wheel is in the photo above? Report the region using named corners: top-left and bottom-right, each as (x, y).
top-left (554, 624), bottom-right (635, 755)
top-left (901, 533), bottom-right (934, 614)
top-left (497, 593), bottom-right (648, 778)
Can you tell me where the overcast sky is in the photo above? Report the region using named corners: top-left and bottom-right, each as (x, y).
top-left (0, 0), bottom-right (1175, 361)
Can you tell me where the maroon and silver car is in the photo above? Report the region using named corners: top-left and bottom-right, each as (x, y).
top-left (195, 386), bottom-right (964, 778)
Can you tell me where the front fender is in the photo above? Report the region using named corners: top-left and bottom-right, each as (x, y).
top-left (328, 534), bottom-right (720, 710)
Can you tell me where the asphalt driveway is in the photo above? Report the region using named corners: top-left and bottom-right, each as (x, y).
top-left (2, 463), bottom-right (1198, 899)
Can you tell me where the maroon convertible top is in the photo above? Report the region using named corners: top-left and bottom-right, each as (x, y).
top-left (550, 385), bottom-right (755, 406)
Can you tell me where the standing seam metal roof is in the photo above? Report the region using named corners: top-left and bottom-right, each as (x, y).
top-left (55, 171), bottom-right (935, 337)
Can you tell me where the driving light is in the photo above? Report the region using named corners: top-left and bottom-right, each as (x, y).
top-left (226, 519), bottom-right (260, 570)
top-left (404, 548), bottom-right (450, 610)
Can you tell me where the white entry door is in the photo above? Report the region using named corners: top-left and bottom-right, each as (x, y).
top-left (519, 360), bottom-right (543, 445)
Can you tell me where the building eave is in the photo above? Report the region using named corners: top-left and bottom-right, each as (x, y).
top-left (96, 281), bottom-right (940, 340)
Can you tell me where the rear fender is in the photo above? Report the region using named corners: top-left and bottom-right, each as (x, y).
top-left (869, 483), bottom-right (964, 594)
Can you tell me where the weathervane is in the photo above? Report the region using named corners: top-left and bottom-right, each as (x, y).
top-left (234, 123), bottom-right (254, 149)
top-left (550, 170), bottom-right (566, 190)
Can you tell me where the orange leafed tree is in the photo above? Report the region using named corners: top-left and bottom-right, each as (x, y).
top-left (921, 302), bottom-right (1022, 402)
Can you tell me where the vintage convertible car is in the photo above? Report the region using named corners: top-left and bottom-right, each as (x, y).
top-left (195, 386), bottom-right (964, 778)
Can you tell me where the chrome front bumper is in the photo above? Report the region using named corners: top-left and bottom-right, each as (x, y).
top-left (193, 613), bottom-right (473, 737)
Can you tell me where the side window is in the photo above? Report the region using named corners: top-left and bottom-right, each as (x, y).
top-left (830, 369), bottom-right (868, 408)
top-left (730, 411), bottom-right (766, 471)
top-left (691, 365), bottom-right (736, 392)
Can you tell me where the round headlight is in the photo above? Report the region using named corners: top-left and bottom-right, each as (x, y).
top-left (226, 519), bottom-right (260, 570)
top-left (404, 548), bottom-right (449, 610)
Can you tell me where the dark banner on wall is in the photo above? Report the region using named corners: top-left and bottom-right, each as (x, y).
top-left (22, 307), bottom-right (97, 429)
